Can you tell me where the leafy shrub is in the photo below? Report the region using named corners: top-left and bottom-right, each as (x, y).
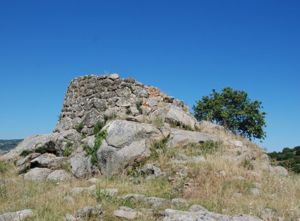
top-left (268, 145), bottom-right (300, 173)
top-left (199, 141), bottom-right (220, 155)
top-left (193, 87), bottom-right (266, 140)
top-left (20, 149), bottom-right (34, 157)
top-left (35, 145), bottom-right (48, 154)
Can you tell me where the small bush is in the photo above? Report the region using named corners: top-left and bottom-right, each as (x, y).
top-left (200, 141), bottom-right (220, 155)
top-left (95, 187), bottom-right (114, 203)
top-left (20, 149), bottom-right (34, 157)
top-left (63, 142), bottom-right (73, 157)
top-left (168, 120), bottom-right (193, 131)
top-left (35, 146), bottom-right (48, 154)
top-left (150, 136), bottom-right (169, 160)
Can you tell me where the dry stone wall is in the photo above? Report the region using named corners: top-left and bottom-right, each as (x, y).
top-left (55, 73), bottom-right (191, 135)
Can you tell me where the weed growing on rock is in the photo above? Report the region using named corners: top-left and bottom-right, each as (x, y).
top-left (94, 121), bottom-right (105, 135)
top-left (150, 137), bottom-right (169, 160)
top-left (84, 130), bottom-right (108, 165)
top-left (136, 100), bottom-right (143, 114)
top-left (75, 122), bottom-right (84, 133)
top-left (63, 142), bottom-right (73, 157)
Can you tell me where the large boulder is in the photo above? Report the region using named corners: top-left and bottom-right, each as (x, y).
top-left (30, 153), bottom-right (65, 169)
top-left (98, 139), bottom-right (151, 175)
top-left (97, 120), bottom-right (163, 175)
top-left (151, 104), bottom-right (197, 130)
top-left (104, 120), bottom-right (163, 148)
top-left (1, 134), bottom-right (56, 161)
top-left (167, 128), bottom-right (218, 147)
top-left (47, 169), bottom-right (72, 181)
top-left (23, 168), bottom-right (52, 181)
top-left (70, 152), bottom-right (92, 178)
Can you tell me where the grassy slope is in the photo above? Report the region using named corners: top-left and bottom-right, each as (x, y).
top-left (0, 139), bottom-right (300, 221)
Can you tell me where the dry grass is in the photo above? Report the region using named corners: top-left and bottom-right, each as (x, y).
top-left (0, 137), bottom-right (300, 220)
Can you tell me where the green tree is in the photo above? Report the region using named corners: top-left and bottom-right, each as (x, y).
top-left (193, 87), bottom-right (266, 140)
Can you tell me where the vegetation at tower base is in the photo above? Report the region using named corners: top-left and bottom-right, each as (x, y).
top-left (268, 146), bottom-right (300, 173)
top-left (193, 87), bottom-right (266, 141)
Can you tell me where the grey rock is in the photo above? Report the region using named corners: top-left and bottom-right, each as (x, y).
top-left (171, 198), bottom-right (188, 207)
top-left (16, 153), bottom-right (41, 174)
top-left (108, 73), bottom-right (120, 79)
top-left (30, 153), bottom-right (65, 169)
top-left (188, 204), bottom-right (208, 212)
top-left (104, 120), bottom-right (162, 148)
top-left (99, 139), bottom-right (151, 175)
top-left (116, 87), bottom-right (132, 97)
top-left (139, 163), bottom-right (165, 177)
top-left (64, 214), bottom-right (76, 221)
top-left (2, 134), bottom-right (56, 161)
top-left (0, 209), bottom-right (33, 221)
top-left (113, 207), bottom-right (138, 220)
top-left (122, 194), bottom-right (146, 202)
top-left (70, 185), bottom-right (96, 196)
top-left (82, 136), bottom-right (95, 148)
top-left (97, 144), bottom-right (118, 175)
top-left (167, 128), bottom-right (218, 148)
top-left (151, 104), bottom-right (197, 130)
top-left (260, 208), bottom-right (275, 221)
top-left (162, 208), bottom-right (262, 221)
top-left (75, 205), bottom-right (102, 219)
top-left (144, 196), bottom-right (170, 207)
top-left (98, 188), bottom-right (119, 197)
top-left (87, 177), bottom-right (99, 184)
top-left (70, 152), bottom-right (92, 178)
top-left (47, 170), bottom-right (72, 181)
top-left (23, 168), bottom-right (52, 181)
top-left (270, 166), bottom-right (288, 176)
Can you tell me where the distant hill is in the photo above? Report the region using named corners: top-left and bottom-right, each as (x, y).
top-left (0, 139), bottom-right (23, 154)
top-left (268, 146), bottom-right (300, 173)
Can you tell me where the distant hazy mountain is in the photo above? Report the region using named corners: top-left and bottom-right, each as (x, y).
top-left (0, 139), bottom-right (23, 154)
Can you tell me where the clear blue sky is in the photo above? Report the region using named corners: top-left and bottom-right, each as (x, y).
top-left (0, 0), bottom-right (299, 151)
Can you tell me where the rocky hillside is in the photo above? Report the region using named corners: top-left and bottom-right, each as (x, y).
top-left (0, 74), bottom-right (299, 221)
top-left (0, 139), bottom-right (22, 154)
